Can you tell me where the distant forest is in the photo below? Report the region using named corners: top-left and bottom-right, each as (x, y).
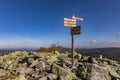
top-left (76, 48), bottom-right (120, 61)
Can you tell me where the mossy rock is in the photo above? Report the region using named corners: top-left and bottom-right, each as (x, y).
top-left (89, 72), bottom-right (106, 80)
top-left (74, 54), bottom-right (82, 60)
top-left (76, 63), bottom-right (94, 79)
top-left (109, 70), bottom-right (120, 79)
top-left (51, 64), bottom-right (77, 79)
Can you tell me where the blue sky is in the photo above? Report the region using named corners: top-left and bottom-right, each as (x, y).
top-left (0, 0), bottom-right (120, 49)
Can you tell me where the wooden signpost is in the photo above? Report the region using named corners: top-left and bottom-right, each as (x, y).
top-left (64, 15), bottom-right (84, 67)
top-left (71, 26), bottom-right (81, 35)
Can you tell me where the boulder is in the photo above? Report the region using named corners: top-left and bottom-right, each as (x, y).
top-left (15, 74), bottom-right (26, 80)
top-left (99, 55), bottom-right (103, 60)
top-left (89, 72), bottom-right (106, 80)
top-left (92, 64), bottom-right (111, 80)
top-left (74, 54), bottom-right (82, 60)
top-left (59, 75), bottom-right (72, 80)
top-left (47, 55), bottom-right (58, 63)
top-left (109, 70), bottom-right (120, 79)
top-left (53, 50), bottom-right (60, 54)
top-left (47, 73), bottom-right (57, 80)
top-left (38, 76), bottom-right (47, 80)
top-left (0, 69), bottom-right (7, 76)
top-left (51, 63), bottom-right (77, 80)
top-left (76, 63), bottom-right (94, 79)
top-left (77, 63), bottom-right (111, 80)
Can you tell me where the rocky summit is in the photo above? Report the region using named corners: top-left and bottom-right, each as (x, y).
top-left (0, 51), bottom-right (120, 80)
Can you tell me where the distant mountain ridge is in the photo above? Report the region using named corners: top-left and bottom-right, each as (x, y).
top-left (78, 47), bottom-right (120, 57)
top-left (0, 49), bottom-right (35, 56)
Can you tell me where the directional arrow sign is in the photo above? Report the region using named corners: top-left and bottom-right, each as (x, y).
top-left (72, 15), bottom-right (84, 21)
top-left (64, 21), bottom-right (76, 25)
top-left (64, 18), bottom-right (76, 21)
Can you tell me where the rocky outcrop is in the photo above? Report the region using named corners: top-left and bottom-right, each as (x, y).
top-left (0, 50), bottom-right (120, 80)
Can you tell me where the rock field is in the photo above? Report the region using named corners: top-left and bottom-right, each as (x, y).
top-left (0, 51), bottom-right (120, 80)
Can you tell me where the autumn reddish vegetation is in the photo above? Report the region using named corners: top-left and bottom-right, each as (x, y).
top-left (37, 44), bottom-right (58, 52)
top-left (38, 47), bottom-right (47, 52)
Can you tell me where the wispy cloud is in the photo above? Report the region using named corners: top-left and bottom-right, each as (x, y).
top-left (89, 40), bottom-right (97, 44)
top-left (117, 32), bottom-right (120, 36)
top-left (75, 41), bottom-right (120, 48)
top-left (0, 35), bottom-right (47, 49)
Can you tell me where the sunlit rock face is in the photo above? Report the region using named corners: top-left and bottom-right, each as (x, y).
top-left (0, 50), bottom-right (120, 80)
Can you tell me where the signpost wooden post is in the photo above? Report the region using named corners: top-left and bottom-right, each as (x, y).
top-left (71, 29), bottom-right (74, 66)
top-left (64, 15), bottom-right (84, 67)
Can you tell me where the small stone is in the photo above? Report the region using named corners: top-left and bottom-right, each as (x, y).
top-left (103, 61), bottom-right (108, 65)
top-left (100, 55), bottom-right (103, 60)
top-left (15, 74), bottom-right (26, 80)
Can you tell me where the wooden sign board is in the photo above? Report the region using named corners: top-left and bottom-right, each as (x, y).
top-left (71, 26), bottom-right (81, 35)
